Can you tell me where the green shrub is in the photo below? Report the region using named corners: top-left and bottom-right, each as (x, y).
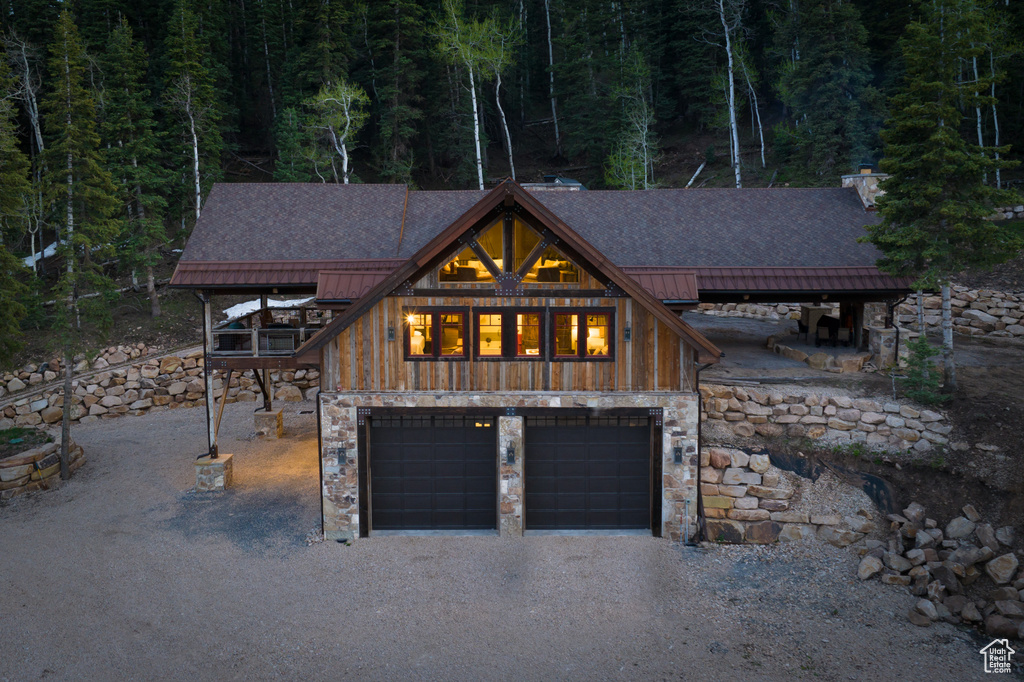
top-left (900, 336), bottom-right (949, 405)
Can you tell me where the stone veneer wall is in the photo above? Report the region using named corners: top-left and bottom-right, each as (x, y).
top-left (319, 391), bottom-right (700, 542)
top-left (0, 349), bottom-right (321, 429)
top-left (701, 384), bottom-right (950, 453)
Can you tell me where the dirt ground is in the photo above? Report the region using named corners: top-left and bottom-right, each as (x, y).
top-left (0, 402), bottom-right (997, 681)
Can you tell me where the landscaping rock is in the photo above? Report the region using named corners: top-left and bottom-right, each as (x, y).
top-left (986, 554), bottom-right (1020, 584)
top-left (743, 520), bottom-right (781, 544)
top-left (944, 517), bottom-right (976, 540)
top-left (818, 526), bottom-right (863, 548)
top-left (961, 602), bottom-right (982, 622)
top-left (858, 555), bottom-right (883, 580)
top-left (907, 609), bottom-right (931, 627)
top-left (705, 519), bottom-right (744, 544)
top-left (996, 526), bottom-right (1015, 547)
top-left (985, 615), bottom-right (1021, 638)
top-left (915, 599), bottom-right (938, 620)
top-left (961, 504), bottom-right (981, 523)
top-left (976, 524), bottom-right (1000, 553)
top-left (903, 502), bottom-right (926, 522)
top-left (778, 524), bottom-right (815, 543)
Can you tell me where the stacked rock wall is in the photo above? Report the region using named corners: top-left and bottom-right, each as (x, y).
top-left (701, 384), bottom-right (951, 453)
top-left (895, 287), bottom-right (1024, 338)
top-left (0, 436), bottom-right (85, 501)
top-left (0, 348), bottom-right (321, 429)
top-left (701, 446), bottom-right (875, 546)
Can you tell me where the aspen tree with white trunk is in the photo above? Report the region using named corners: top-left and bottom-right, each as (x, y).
top-left (305, 80), bottom-right (370, 184)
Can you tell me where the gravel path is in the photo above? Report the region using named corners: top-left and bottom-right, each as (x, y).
top-left (0, 402), bottom-right (992, 681)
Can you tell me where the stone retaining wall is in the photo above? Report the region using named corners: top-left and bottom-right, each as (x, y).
top-left (896, 287), bottom-right (1024, 338)
top-left (0, 343), bottom-right (159, 399)
top-left (701, 446), bottom-right (871, 546)
top-left (693, 283), bottom-right (1024, 341)
top-left (0, 350), bottom-right (321, 429)
top-left (0, 436), bottom-right (85, 501)
top-left (701, 384), bottom-right (951, 453)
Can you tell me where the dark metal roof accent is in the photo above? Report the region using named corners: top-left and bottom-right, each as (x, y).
top-left (170, 258), bottom-right (404, 288)
top-left (621, 269), bottom-right (699, 301)
top-left (681, 266), bottom-right (911, 292)
top-left (316, 270), bottom-right (393, 301)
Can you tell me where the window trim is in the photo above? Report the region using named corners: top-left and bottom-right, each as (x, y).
top-left (402, 307), bottom-right (469, 361)
top-left (549, 308), bottom-right (615, 362)
top-left (472, 307), bottom-right (547, 361)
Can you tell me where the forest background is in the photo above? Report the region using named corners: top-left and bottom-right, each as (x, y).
top-left (0, 0), bottom-right (1022, 368)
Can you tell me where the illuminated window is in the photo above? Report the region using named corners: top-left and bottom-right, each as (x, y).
top-left (512, 217), bottom-right (542, 272)
top-left (554, 314), bottom-right (578, 357)
top-left (551, 309), bottom-right (614, 360)
top-left (439, 219), bottom-right (502, 282)
top-left (523, 245), bottom-right (579, 283)
top-left (404, 310), bottom-right (466, 359)
top-left (516, 313), bottom-right (541, 357)
top-left (585, 314), bottom-right (610, 357)
top-left (439, 313), bottom-right (465, 355)
top-left (407, 313), bottom-right (432, 357)
top-left (477, 313), bottom-right (503, 356)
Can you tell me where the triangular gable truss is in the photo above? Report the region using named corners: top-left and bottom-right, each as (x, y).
top-left (296, 180), bottom-right (722, 362)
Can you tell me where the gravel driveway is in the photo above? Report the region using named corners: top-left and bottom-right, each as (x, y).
top-left (0, 402), bottom-right (991, 680)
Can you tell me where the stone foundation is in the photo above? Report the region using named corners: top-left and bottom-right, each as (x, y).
top-left (254, 409), bottom-right (283, 438)
top-left (319, 391), bottom-right (700, 542)
top-left (195, 453), bottom-right (233, 491)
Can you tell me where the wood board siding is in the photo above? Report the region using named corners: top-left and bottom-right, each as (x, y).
top-left (327, 296), bottom-right (696, 393)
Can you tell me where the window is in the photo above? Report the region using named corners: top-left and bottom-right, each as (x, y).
top-left (477, 313), bottom-right (503, 356)
top-left (404, 310), bottom-right (467, 360)
top-left (551, 309), bottom-right (614, 360)
top-left (474, 309), bottom-right (545, 360)
top-left (516, 313), bottom-right (542, 357)
top-left (523, 245), bottom-right (579, 283)
top-left (439, 219), bottom-right (503, 282)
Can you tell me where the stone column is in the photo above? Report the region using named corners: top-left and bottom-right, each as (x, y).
top-left (321, 400), bottom-right (359, 541)
top-left (868, 327), bottom-right (897, 368)
top-left (662, 396), bottom-right (699, 542)
top-left (498, 415), bottom-right (524, 537)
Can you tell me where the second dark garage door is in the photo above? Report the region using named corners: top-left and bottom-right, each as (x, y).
top-left (525, 415), bottom-right (652, 531)
top-left (369, 415), bottom-right (497, 531)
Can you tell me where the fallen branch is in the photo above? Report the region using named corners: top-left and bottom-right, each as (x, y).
top-left (685, 161), bottom-right (707, 189)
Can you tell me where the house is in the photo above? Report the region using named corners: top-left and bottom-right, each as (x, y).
top-left (170, 177), bottom-right (909, 541)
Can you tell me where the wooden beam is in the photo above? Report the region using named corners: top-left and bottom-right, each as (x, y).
top-left (202, 292), bottom-right (217, 458)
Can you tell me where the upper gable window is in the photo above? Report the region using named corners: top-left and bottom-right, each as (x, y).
top-left (523, 245), bottom-right (579, 283)
top-left (439, 219), bottom-right (502, 282)
top-left (512, 217), bottom-right (542, 271)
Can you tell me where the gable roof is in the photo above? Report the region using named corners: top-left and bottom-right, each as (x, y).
top-left (296, 180), bottom-right (722, 362)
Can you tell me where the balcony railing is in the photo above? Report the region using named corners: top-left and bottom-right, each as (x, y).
top-left (211, 326), bottom-right (319, 357)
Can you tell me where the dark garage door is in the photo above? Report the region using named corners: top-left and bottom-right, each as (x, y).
top-left (369, 415), bottom-right (497, 531)
top-left (525, 415), bottom-right (651, 530)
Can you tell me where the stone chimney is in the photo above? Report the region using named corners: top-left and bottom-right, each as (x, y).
top-left (841, 167), bottom-right (888, 210)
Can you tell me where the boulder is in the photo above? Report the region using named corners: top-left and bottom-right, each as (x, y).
top-left (708, 448), bottom-right (732, 469)
top-left (818, 526), bottom-right (863, 548)
top-left (915, 599), bottom-right (938, 620)
top-left (961, 505), bottom-right (982, 523)
top-left (747, 454), bottom-right (770, 474)
top-left (778, 524), bottom-right (815, 543)
top-left (976, 524), bottom-right (1000, 553)
top-left (884, 552), bottom-right (913, 573)
top-left (985, 614), bottom-right (1021, 638)
top-left (159, 356), bottom-right (183, 375)
top-left (961, 601), bottom-right (982, 622)
top-left (945, 517), bottom-right (976, 540)
top-left (996, 526), bottom-right (1015, 547)
top-left (907, 609), bottom-right (932, 627)
top-left (40, 406), bottom-right (63, 424)
top-left (915, 529), bottom-right (937, 549)
top-left (944, 595), bottom-right (968, 614)
top-left (7, 377), bottom-right (26, 392)
top-left (905, 549), bottom-right (926, 566)
top-left (903, 502), bottom-right (926, 522)
top-left (705, 519), bottom-right (745, 544)
top-left (845, 515), bottom-right (874, 534)
top-left (92, 356), bottom-right (109, 369)
top-left (858, 555), bottom-right (883, 580)
top-left (747, 485), bottom-right (793, 500)
top-left (275, 385), bottom-right (303, 402)
top-left (986, 554), bottom-right (1020, 584)
top-left (932, 565), bottom-right (964, 595)
top-left (743, 520), bottom-right (781, 544)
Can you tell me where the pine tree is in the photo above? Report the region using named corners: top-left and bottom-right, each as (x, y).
top-left (164, 0), bottom-right (223, 226)
top-left (274, 106), bottom-right (313, 181)
top-left (41, 9), bottom-right (121, 478)
top-left (0, 57), bottom-right (30, 365)
top-left (103, 18), bottom-right (169, 317)
top-left (777, 0), bottom-right (881, 183)
top-left (862, 0), bottom-right (1022, 391)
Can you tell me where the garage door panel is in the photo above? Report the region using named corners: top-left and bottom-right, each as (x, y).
top-left (525, 416), bottom-right (651, 531)
top-left (370, 415), bottom-right (497, 531)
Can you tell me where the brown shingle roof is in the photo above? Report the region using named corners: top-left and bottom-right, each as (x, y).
top-left (179, 183), bottom-right (408, 262)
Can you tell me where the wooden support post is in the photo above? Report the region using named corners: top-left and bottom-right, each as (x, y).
top-left (853, 302), bottom-right (865, 350)
top-left (213, 368), bottom-right (233, 440)
top-left (202, 291), bottom-right (218, 458)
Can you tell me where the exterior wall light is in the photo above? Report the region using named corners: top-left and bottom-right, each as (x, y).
top-left (388, 325), bottom-right (395, 341)
top-left (506, 444), bottom-right (515, 465)
top-left (624, 323), bottom-right (632, 342)
top-left (673, 446), bottom-right (683, 464)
